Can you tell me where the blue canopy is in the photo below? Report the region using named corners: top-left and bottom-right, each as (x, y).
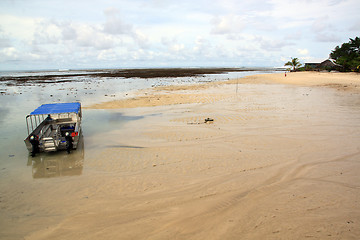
top-left (30, 102), bottom-right (81, 115)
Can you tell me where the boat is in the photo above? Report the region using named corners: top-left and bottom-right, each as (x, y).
top-left (24, 102), bottom-right (82, 156)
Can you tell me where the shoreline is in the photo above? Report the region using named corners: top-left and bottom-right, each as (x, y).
top-left (235, 71), bottom-right (360, 90)
top-left (1, 71), bottom-right (360, 239)
top-left (87, 71), bottom-right (360, 109)
top-left (0, 67), bottom-right (271, 84)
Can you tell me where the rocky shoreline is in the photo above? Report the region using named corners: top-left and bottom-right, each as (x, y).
top-left (0, 68), bottom-right (267, 85)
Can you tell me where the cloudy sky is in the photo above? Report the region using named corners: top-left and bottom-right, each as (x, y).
top-left (0, 0), bottom-right (359, 70)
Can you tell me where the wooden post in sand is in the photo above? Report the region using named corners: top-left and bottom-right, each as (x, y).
top-left (236, 77), bottom-right (239, 95)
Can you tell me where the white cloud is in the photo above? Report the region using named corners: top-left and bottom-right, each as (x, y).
top-left (255, 36), bottom-right (294, 51)
top-left (0, 28), bottom-right (11, 48)
top-left (32, 20), bottom-right (62, 45)
top-left (0, 0), bottom-right (359, 70)
top-left (0, 47), bottom-right (19, 60)
top-left (60, 23), bottom-right (78, 41)
top-left (349, 21), bottom-right (360, 31)
top-left (170, 43), bottom-right (185, 52)
top-left (193, 36), bottom-right (210, 52)
top-left (312, 16), bottom-right (332, 33)
top-left (297, 48), bottom-right (309, 55)
top-left (285, 31), bottom-right (303, 40)
top-left (103, 13), bottom-right (133, 35)
top-left (103, 7), bottom-right (121, 16)
top-left (76, 24), bottom-right (115, 49)
top-left (0, 14), bottom-right (38, 41)
top-left (210, 15), bottom-right (245, 35)
top-left (97, 49), bottom-right (117, 61)
top-left (133, 30), bottom-right (149, 49)
top-left (315, 32), bottom-right (341, 43)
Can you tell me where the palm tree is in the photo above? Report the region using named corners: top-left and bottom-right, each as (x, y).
top-left (284, 57), bottom-right (302, 71)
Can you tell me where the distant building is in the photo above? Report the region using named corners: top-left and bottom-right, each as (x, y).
top-left (304, 62), bottom-right (320, 70)
top-left (305, 59), bottom-right (343, 71)
top-left (318, 59), bottom-right (344, 71)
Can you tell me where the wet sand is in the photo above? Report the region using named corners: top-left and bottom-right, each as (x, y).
top-left (89, 71), bottom-right (360, 109)
top-left (1, 72), bottom-right (360, 239)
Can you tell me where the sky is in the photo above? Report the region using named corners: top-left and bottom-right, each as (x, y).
top-left (0, 0), bottom-right (359, 70)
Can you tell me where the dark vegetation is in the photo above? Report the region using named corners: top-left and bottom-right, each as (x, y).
top-left (0, 68), bottom-right (261, 85)
top-left (285, 37), bottom-right (360, 72)
top-left (330, 37), bottom-right (360, 72)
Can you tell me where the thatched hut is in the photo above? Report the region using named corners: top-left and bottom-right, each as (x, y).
top-left (318, 59), bottom-right (344, 71)
top-left (305, 59), bottom-right (344, 71)
top-left (304, 62), bottom-right (320, 70)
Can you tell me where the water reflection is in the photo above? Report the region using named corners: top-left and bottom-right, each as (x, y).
top-left (27, 134), bottom-right (84, 178)
top-left (82, 109), bottom-right (145, 137)
top-left (0, 106), bottom-right (10, 124)
top-left (107, 112), bottom-right (144, 122)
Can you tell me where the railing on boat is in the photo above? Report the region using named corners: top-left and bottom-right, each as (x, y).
top-left (26, 113), bottom-right (79, 136)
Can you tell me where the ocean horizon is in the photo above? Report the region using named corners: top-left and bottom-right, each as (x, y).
top-left (0, 66), bottom-right (284, 76)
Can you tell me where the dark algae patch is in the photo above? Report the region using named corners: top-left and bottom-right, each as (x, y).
top-left (1, 68), bottom-right (257, 85)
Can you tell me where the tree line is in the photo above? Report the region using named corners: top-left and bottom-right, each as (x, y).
top-left (330, 37), bottom-right (360, 72)
top-left (285, 37), bottom-right (360, 72)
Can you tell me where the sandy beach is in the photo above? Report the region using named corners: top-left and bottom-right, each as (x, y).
top-left (1, 71), bottom-right (360, 239)
top-left (88, 71), bottom-right (360, 109)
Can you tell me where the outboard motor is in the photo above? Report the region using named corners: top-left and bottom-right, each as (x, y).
top-left (65, 132), bottom-right (73, 154)
top-left (29, 135), bottom-right (40, 157)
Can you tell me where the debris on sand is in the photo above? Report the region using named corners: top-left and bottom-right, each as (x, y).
top-left (204, 118), bottom-right (214, 123)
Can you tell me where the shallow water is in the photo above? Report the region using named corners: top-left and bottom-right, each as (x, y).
top-left (0, 70), bottom-right (269, 181)
top-left (1, 71), bottom-right (360, 239)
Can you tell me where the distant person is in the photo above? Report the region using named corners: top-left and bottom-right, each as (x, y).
top-left (65, 132), bottom-right (73, 154)
top-left (29, 135), bottom-right (40, 157)
top-left (45, 114), bottom-right (55, 130)
top-left (45, 114), bottom-right (53, 122)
